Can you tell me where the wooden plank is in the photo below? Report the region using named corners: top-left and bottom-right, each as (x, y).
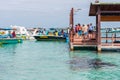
top-left (102, 43), bottom-right (120, 46)
top-left (101, 11), bottom-right (120, 14)
top-left (101, 43), bottom-right (120, 49)
top-left (101, 46), bottom-right (120, 49)
top-left (101, 37), bottom-right (120, 40)
top-left (73, 41), bottom-right (97, 45)
top-left (73, 45), bottom-right (97, 47)
top-left (101, 16), bottom-right (120, 21)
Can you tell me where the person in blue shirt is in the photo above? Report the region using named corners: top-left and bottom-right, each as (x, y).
top-left (88, 23), bottom-right (94, 39)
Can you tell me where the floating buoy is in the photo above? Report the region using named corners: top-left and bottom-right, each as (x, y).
top-left (18, 40), bottom-right (21, 43)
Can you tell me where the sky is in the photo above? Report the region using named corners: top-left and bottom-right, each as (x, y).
top-left (0, 0), bottom-right (120, 28)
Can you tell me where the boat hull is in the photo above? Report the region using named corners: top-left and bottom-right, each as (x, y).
top-left (0, 38), bottom-right (23, 44)
top-left (34, 35), bottom-right (66, 41)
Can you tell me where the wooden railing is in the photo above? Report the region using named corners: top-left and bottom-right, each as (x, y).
top-left (70, 31), bottom-right (97, 45)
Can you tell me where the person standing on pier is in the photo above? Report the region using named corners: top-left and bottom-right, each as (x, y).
top-left (88, 23), bottom-right (94, 39)
top-left (74, 24), bottom-right (79, 38)
top-left (82, 24), bottom-right (88, 39)
top-left (77, 23), bottom-right (82, 38)
top-left (75, 25), bottom-right (78, 34)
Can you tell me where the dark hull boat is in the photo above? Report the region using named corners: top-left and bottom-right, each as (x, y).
top-left (34, 35), bottom-right (66, 41)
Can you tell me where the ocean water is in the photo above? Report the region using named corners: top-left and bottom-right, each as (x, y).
top-left (0, 41), bottom-right (120, 80)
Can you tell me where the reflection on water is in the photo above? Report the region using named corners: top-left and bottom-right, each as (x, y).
top-left (89, 58), bottom-right (117, 69)
top-left (68, 51), bottom-right (118, 71)
top-left (68, 57), bottom-right (91, 70)
top-left (0, 44), bottom-right (17, 54)
top-left (67, 56), bottom-right (117, 71)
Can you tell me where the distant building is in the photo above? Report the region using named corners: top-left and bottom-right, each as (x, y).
top-left (95, 0), bottom-right (99, 3)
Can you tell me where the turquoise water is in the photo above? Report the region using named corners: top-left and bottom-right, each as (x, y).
top-left (0, 41), bottom-right (120, 80)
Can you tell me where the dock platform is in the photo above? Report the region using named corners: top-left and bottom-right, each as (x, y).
top-left (69, 3), bottom-right (120, 52)
top-left (69, 31), bottom-right (120, 52)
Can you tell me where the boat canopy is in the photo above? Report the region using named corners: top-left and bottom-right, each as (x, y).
top-left (0, 28), bottom-right (13, 30)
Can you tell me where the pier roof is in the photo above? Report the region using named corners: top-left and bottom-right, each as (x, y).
top-left (89, 3), bottom-right (120, 16)
top-left (89, 3), bottom-right (120, 21)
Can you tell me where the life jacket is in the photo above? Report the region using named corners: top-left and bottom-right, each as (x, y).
top-left (78, 26), bottom-right (82, 30)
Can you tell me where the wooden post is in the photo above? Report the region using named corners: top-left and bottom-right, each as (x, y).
top-left (71, 8), bottom-right (74, 30)
top-left (106, 28), bottom-right (108, 43)
top-left (69, 8), bottom-right (74, 43)
top-left (69, 7), bottom-right (74, 52)
top-left (70, 42), bottom-right (74, 51)
top-left (115, 28), bottom-right (116, 41)
top-left (96, 14), bottom-right (98, 43)
top-left (69, 8), bottom-right (74, 29)
top-left (96, 6), bottom-right (101, 52)
top-left (112, 33), bottom-right (115, 46)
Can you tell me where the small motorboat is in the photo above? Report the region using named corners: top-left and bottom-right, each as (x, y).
top-left (33, 28), bottom-right (68, 41)
top-left (0, 27), bottom-right (23, 44)
top-left (34, 35), bottom-right (66, 41)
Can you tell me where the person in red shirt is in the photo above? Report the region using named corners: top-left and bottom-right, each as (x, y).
top-left (12, 31), bottom-right (16, 38)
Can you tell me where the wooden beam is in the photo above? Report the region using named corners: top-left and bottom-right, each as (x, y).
top-left (101, 11), bottom-right (120, 14)
top-left (101, 16), bottom-right (120, 21)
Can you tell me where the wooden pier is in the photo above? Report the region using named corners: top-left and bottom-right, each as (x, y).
top-left (69, 3), bottom-right (120, 52)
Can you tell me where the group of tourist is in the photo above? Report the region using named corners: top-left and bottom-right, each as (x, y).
top-left (74, 23), bottom-right (94, 39)
top-left (36, 28), bottom-right (68, 38)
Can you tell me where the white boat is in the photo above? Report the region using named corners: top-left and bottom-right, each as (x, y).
top-left (10, 25), bottom-right (31, 39)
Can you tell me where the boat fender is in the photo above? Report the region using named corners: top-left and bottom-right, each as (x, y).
top-left (18, 40), bottom-right (21, 43)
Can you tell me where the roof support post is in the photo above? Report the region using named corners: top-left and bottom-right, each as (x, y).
top-left (96, 6), bottom-right (101, 52)
top-left (69, 8), bottom-right (74, 42)
top-left (69, 8), bottom-right (74, 29)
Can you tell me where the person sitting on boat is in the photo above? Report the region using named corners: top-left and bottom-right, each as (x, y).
top-left (43, 29), bottom-right (46, 35)
top-left (8, 31), bottom-right (13, 38)
top-left (61, 29), bottom-right (64, 35)
top-left (58, 29), bottom-right (64, 36)
top-left (12, 31), bottom-right (16, 38)
top-left (54, 30), bottom-right (58, 36)
top-left (61, 29), bottom-right (68, 38)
